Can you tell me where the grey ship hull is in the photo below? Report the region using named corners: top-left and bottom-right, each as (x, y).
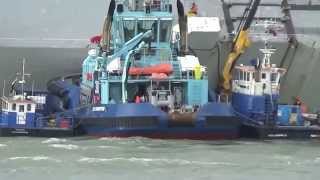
top-left (1, 0), bottom-right (320, 108)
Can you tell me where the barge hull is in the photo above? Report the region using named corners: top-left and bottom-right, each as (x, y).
top-left (0, 127), bottom-right (82, 137)
top-left (240, 124), bottom-right (320, 139)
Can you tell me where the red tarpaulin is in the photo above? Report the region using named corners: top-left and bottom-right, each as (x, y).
top-left (90, 35), bottom-right (102, 44)
top-left (129, 64), bottom-right (173, 76)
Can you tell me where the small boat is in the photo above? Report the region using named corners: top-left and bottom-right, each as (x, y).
top-left (231, 44), bottom-right (320, 139)
top-left (0, 59), bottom-right (77, 137)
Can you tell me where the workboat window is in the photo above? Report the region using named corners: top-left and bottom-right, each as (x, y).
top-left (138, 20), bottom-right (158, 43)
top-left (1, 101), bottom-right (8, 110)
top-left (246, 72), bottom-right (251, 81)
top-left (12, 103), bottom-right (16, 111)
top-left (19, 105), bottom-right (24, 112)
top-left (123, 20), bottom-right (136, 42)
top-left (261, 73), bottom-right (266, 80)
top-left (239, 71), bottom-right (244, 81)
top-left (243, 71), bottom-right (248, 81)
top-left (271, 73), bottom-right (278, 82)
top-left (253, 72), bottom-right (260, 82)
top-left (159, 20), bottom-right (172, 42)
top-left (27, 104), bottom-right (31, 111)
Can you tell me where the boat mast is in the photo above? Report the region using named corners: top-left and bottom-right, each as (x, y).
top-left (2, 80), bottom-right (5, 97)
top-left (259, 42), bottom-right (275, 68)
top-left (18, 58), bottom-right (31, 99)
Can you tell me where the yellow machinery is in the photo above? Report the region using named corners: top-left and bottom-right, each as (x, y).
top-left (219, 0), bottom-right (261, 94)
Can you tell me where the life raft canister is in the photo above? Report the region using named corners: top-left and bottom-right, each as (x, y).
top-left (59, 119), bottom-right (70, 129)
top-left (135, 96), bottom-right (141, 103)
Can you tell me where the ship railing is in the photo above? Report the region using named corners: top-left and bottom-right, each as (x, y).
top-left (150, 0), bottom-right (172, 12)
top-left (36, 116), bottom-right (74, 130)
top-left (129, 0), bottom-right (172, 12)
top-left (217, 94), bottom-right (230, 104)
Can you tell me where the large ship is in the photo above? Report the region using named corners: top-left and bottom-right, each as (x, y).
top-left (63, 0), bottom-right (239, 139)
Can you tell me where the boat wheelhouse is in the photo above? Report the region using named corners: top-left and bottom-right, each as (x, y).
top-left (1, 95), bottom-right (37, 130)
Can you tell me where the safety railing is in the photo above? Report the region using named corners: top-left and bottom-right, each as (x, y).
top-left (36, 116), bottom-right (74, 129)
top-left (126, 0), bottom-right (173, 12)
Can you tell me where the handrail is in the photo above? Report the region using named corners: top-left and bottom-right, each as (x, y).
top-left (36, 115), bottom-right (74, 129)
top-left (233, 109), bottom-right (263, 126)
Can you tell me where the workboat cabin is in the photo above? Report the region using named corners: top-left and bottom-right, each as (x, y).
top-left (1, 95), bottom-right (37, 128)
top-left (232, 48), bottom-right (286, 97)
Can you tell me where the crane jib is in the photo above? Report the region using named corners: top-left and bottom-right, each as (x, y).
top-left (243, 0), bottom-right (261, 30)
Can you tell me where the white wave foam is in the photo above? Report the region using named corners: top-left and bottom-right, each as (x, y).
top-left (8, 156), bottom-right (61, 162)
top-left (137, 146), bottom-right (151, 150)
top-left (98, 137), bottom-right (154, 144)
top-left (97, 145), bottom-right (120, 149)
top-left (78, 157), bottom-right (237, 166)
top-left (0, 144), bottom-right (8, 147)
top-left (273, 155), bottom-right (293, 160)
top-left (98, 137), bottom-right (123, 141)
top-left (42, 138), bottom-right (67, 144)
top-left (48, 144), bottom-right (79, 150)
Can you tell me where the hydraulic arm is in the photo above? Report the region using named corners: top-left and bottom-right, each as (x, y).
top-left (101, 0), bottom-right (116, 52)
top-left (177, 0), bottom-right (188, 55)
top-left (120, 30), bottom-right (152, 103)
top-left (219, 0), bottom-right (261, 93)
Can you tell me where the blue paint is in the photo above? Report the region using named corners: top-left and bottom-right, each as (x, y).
top-left (78, 102), bottom-right (239, 138)
top-left (100, 80), bottom-right (109, 104)
top-left (277, 105), bottom-right (304, 126)
top-left (187, 80), bottom-right (208, 106)
top-left (232, 92), bottom-right (279, 123)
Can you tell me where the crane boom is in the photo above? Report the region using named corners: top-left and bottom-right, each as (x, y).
top-left (219, 0), bottom-right (261, 93)
top-left (121, 30), bottom-right (152, 103)
top-left (177, 0), bottom-right (188, 55)
top-left (101, 0), bottom-right (116, 52)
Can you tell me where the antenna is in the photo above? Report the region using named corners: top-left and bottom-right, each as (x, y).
top-left (2, 80), bottom-right (5, 97)
top-left (18, 58), bottom-right (31, 99)
top-left (31, 80), bottom-right (35, 96)
top-left (259, 40), bottom-right (276, 67)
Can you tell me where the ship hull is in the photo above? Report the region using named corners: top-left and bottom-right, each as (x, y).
top-left (0, 127), bottom-right (84, 137)
top-left (77, 103), bottom-right (241, 140)
top-left (80, 124), bottom-right (239, 140)
top-left (240, 124), bottom-right (320, 139)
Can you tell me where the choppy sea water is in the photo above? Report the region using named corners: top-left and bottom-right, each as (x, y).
top-left (0, 137), bottom-right (319, 180)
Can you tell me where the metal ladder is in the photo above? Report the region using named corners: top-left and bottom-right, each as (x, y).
top-left (264, 95), bottom-right (276, 125)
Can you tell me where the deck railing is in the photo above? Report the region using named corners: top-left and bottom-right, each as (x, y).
top-left (36, 116), bottom-right (74, 129)
top-left (121, 0), bottom-right (173, 12)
